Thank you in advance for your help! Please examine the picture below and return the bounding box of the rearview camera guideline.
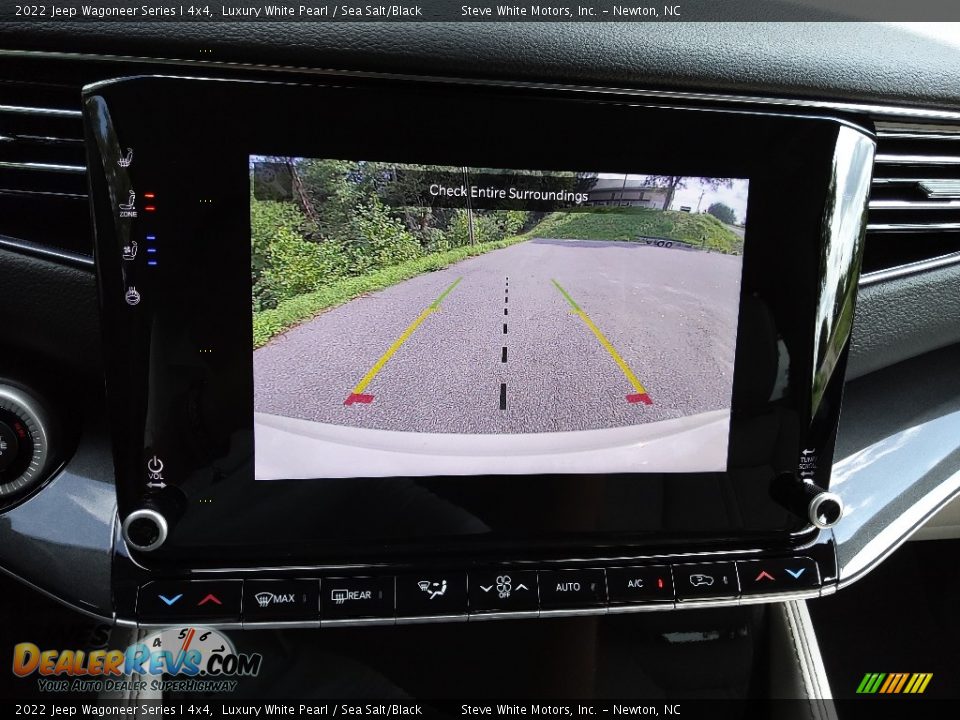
[251,158,747,478]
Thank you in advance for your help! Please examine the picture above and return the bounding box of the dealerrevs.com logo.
[12,627,263,694]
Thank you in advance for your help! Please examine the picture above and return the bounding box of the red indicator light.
[143,192,155,199]
[144,206,156,212]
[657,578,664,589]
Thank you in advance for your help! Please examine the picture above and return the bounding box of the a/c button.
[538,569,606,609]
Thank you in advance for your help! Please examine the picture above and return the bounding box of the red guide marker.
[626,393,653,405]
[197,594,222,606]
[344,393,375,406]
[754,570,776,582]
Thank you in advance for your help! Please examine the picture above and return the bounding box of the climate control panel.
[129,555,828,628]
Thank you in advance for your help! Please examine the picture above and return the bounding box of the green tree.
[643,176,735,211]
[706,202,737,225]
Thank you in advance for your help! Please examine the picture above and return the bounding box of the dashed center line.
[500,276,510,410]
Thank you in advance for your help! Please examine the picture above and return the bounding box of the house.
[582,178,669,208]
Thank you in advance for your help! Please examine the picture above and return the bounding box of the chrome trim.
[673,598,740,610]
[0,384,53,497]
[0,160,86,174]
[137,621,245,630]
[876,131,960,140]
[320,617,397,628]
[865,221,960,232]
[920,179,960,199]
[858,250,960,286]
[469,610,540,622]
[242,619,321,630]
[0,235,94,270]
[539,607,609,618]
[121,509,168,553]
[875,153,960,165]
[396,614,468,625]
[739,589,822,606]
[0,187,87,199]
[0,104,81,119]
[869,199,960,210]
[875,120,960,136]
[607,602,676,614]
[872,177,937,185]
[811,126,875,416]
[117,589,835,629]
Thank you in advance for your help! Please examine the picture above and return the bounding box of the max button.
[244,580,320,622]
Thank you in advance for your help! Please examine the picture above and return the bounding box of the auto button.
[538,569,606,609]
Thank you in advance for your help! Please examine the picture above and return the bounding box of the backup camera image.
[251,158,747,478]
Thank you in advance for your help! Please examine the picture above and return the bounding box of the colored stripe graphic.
[857,672,932,694]
[344,278,462,406]
[551,279,652,405]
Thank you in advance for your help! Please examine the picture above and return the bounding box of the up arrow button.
[737,558,820,596]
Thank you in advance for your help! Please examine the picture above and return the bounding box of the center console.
[82,76,874,627]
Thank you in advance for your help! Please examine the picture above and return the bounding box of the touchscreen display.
[251,158,747,479]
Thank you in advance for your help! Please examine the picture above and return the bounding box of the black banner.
[1,699,958,720]
[5,0,960,22]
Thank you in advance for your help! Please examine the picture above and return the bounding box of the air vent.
[863,120,960,277]
[0,78,90,258]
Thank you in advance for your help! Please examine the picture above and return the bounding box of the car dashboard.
[1,19,960,704]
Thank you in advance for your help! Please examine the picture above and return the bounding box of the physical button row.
[137,558,820,623]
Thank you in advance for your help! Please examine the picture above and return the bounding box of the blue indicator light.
[146,235,157,241]
[147,260,158,266]
[147,248,157,253]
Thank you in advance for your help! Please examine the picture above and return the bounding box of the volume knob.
[122,508,168,552]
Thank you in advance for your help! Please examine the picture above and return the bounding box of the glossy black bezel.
[84,76,869,567]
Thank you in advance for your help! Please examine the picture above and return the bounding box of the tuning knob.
[0,383,55,502]
[807,489,844,529]
[772,473,844,529]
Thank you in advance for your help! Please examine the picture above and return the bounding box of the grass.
[529,207,742,253]
[253,235,528,348]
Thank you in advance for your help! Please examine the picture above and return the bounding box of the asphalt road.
[254,239,742,434]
